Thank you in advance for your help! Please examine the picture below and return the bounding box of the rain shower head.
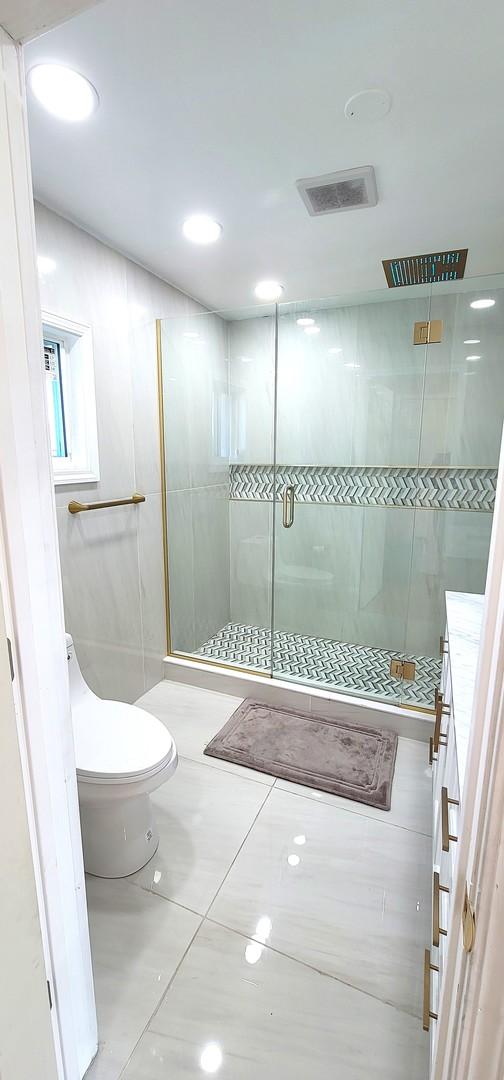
[382,248,468,288]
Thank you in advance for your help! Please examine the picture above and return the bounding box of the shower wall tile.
[273,504,364,641]
[275,296,430,468]
[126,261,189,497]
[137,493,167,692]
[167,490,196,654]
[228,316,275,465]
[37,202,224,701]
[405,510,493,656]
[163,314,230,492]
[229,501,273,629]
[192,485,231,648]
[419,292,504,468]
[56,503,144,702]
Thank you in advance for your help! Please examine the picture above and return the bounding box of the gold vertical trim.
[156,320,172,655]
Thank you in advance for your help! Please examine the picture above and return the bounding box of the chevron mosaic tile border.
[229,464,497,511]
[195,622,441,708]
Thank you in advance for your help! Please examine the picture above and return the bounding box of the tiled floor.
[195,622,442,709]
[84,680,431,1079]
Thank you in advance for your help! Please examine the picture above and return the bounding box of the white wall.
[35,202,227,700]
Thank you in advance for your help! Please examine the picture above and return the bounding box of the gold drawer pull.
[441,786,459,852]
[433,871,450,947]
[423,948,439,1031]
[439,635,448,657]
[429,736,436,766]
[433,695,450,754]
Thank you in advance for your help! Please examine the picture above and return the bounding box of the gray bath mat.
[204,699,397,810]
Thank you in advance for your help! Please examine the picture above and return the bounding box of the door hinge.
[390,659,416,681]
[7,637,14,682]
[47,979,53,1010]
[413,319,443,345]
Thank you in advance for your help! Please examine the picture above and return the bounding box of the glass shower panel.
[406,274,504,677]
[159,305,276,674]
[272,291,431,705]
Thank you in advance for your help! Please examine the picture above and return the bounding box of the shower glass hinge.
[413,319,443,345]
[390,659,416,681]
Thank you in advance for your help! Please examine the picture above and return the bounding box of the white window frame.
[42,310,99,486]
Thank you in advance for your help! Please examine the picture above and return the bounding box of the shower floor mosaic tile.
[195,622,441,709]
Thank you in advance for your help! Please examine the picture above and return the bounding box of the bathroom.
[1,1,504,1078]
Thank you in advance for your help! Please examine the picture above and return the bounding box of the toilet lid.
[73,699,174,781]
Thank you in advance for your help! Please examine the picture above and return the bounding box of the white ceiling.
[25,0,504,311]
[0,0,102,43]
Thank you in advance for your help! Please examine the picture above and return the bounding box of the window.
[42,312,99,485]
[44,338,68,458]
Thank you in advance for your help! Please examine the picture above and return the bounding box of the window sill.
[54,472,100,487]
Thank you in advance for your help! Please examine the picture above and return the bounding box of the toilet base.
[80,792,160,878]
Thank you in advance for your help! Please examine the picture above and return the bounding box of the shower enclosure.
[157,276,502,712]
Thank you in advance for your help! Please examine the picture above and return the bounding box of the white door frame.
[0,25,96,1078]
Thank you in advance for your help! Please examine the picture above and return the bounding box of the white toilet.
[66,633,178,878]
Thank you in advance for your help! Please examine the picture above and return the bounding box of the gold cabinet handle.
[439,635,448,657]
[423,948,439,1031]
[433,871,450,947]
[441,786,459,852]
[429,736,436,766]
[282,485,295,528]
[433,694,450,754]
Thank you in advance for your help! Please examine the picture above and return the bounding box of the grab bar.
[282,485,295,528]
[68,492,145,514]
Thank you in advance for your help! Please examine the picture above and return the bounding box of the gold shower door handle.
[282,485,295,528]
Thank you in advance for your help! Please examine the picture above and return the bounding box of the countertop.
[445,591,485,793]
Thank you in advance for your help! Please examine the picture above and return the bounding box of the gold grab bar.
[423,948,439,1031]
[68,492,145,514]
[441,786,459,852]
[433,871,449,947]
[282,485,295,528]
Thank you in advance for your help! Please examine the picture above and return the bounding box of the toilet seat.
[73,698,174,784]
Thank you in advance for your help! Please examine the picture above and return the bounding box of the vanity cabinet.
[424,593,483,1076]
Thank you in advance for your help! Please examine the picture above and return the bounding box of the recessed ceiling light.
[287,853,300,867]
[328,346,342,355]
[345,362,360,369]
[304,325,320,335]
[254,280,284,301]
[470,298,495,309]
[28,64,98,122]
[464,339,480,345]
[182,215,222,244]
[37,255,56,275]
[296,316,315,326]
[466,355,481,361]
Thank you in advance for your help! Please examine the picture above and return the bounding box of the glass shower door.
[272,291,432,707]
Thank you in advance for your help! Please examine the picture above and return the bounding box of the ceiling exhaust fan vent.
[297,166,377,216]
[383,249,468,288]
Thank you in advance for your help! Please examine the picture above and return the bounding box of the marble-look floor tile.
[121,920,428,1080]
[136,680,275,785]
[209,788,430,1018]
[129,757,269,914]
[84,876,200,1080]
[277,736,432,836]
